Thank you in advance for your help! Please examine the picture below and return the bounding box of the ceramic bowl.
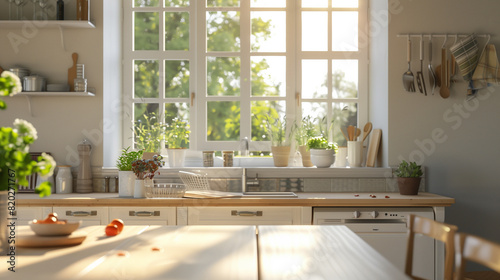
[29,221,82,236]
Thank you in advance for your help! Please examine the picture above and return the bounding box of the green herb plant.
[307,136,338,151]
[295,116,317,147]
[134,112,164,153]
[165,118,190,149]
[266,115,294,146]
[395,160,423,178]
[116,147,144,171]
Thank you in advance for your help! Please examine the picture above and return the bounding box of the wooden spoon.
[439,48,450,99]
[340,127,349,142]
[356,128,361,141]
[362,122,372,142]
[347,125,355,141]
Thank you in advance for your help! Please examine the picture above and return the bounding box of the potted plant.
[395,160,423,195]
[131,155,164,198]
[307,136,338,168]
[295,116,316,167]
[164,118,190,167]
[116,147,144,197]
[266,116,294,167]
[0,71,56,253]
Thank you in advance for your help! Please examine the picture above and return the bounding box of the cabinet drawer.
[188,207,298,225]
[109,207,176,225]
[52,207,108,226]
[14,207,52,225]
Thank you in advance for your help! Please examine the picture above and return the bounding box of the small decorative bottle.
[56,166,73,194]
[76,139,93,193]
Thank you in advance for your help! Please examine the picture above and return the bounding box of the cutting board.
[17,230,87,248]
[68,52,78,91]
[366,129,381,167]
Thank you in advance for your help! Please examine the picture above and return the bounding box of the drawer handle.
[231,210,263,217]
[66,211,97,217]
[129,211,160,217]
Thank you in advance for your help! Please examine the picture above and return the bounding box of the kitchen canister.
[56,165,73,193]
[203,151,214,167]
[223,151,234,167]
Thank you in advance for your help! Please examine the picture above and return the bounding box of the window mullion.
[240,0,251,143]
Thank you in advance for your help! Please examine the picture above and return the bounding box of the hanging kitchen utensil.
[402,37,416,92]
[427,37,437,94]
[68,52,78,91]
[450,54,457,84]
[440,48,450,99]
[416,36,427,95]
[362,122,372,142]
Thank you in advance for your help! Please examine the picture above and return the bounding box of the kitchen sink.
[242,192,298,198]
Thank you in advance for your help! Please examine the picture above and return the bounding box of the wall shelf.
[15,91,95,97]
[0,20,95,28]
[12,91,95,117]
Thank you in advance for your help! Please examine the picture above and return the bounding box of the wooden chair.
[454,233,500,280]
[405,214,458,280]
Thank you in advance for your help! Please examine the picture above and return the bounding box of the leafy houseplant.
[0,71,55,197]
[117,147,144,197]
[165,117,190,167]
[295,116,316,167]
[395,160,423,195]
[266,116,294,167]
[134,112,164,153]
[307,137,338,168]
[131,155,164,198]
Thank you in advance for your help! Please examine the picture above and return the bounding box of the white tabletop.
[258,225,411,280]
[2,225,410,280]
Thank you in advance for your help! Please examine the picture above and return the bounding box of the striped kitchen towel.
[450,34,479,81]
[467,44,500,98]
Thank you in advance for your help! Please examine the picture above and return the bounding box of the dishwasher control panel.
[312,207,434,224]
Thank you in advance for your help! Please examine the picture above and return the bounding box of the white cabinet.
[14,207,53,225]
[109,207,177,225]
[52,207,108,226]
[187,206,304,225]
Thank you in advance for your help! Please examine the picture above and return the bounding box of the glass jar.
[223,151,234,167]
[56,165,73,194]
[203,151,214,167]
[74,78,87,92]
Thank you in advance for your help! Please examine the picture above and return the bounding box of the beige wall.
[388,0,500,257]
[0,1,104,167]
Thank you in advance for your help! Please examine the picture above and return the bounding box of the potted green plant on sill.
[164,118,190,167]
[116,147,144,197]
[307,136,338,168]
[295,116,316,167]
[266,116,294,167]
[395,160,423,195]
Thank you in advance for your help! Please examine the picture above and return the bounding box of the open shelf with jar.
[0,20,95,28]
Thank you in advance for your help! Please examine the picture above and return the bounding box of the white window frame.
[122,0,368,153]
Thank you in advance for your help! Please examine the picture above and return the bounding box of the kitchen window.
[123,0,368,155]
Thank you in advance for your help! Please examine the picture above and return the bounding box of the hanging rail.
[397,33,491,39]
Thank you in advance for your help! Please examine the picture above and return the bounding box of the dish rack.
[145,183,186,198]
[178,171,211,191]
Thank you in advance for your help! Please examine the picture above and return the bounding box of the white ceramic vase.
[134,179,145,198]
[310,149,335,168]
[119,170,136,197]
[167,148,186,167]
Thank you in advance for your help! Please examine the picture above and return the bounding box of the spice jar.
[56,165,73,194]
[223,151,233,167]
[203,151,214,167]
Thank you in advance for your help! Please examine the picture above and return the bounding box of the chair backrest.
[406,214,458,280]
[454,233,500,280]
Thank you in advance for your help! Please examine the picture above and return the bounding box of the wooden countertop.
[16,192,454,207]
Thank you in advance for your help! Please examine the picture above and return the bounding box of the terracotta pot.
[271,146,291,167]
[298,145,313,167]
[397,177,421,195]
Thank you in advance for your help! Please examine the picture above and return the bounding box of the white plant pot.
[119,170,136,197]
[310,149,335,168]
[134,179,146,198]
[167,148,186,167]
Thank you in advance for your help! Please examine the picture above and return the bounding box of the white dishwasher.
[313,207,435,280]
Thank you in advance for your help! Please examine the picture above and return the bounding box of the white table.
[2,225,410,280]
